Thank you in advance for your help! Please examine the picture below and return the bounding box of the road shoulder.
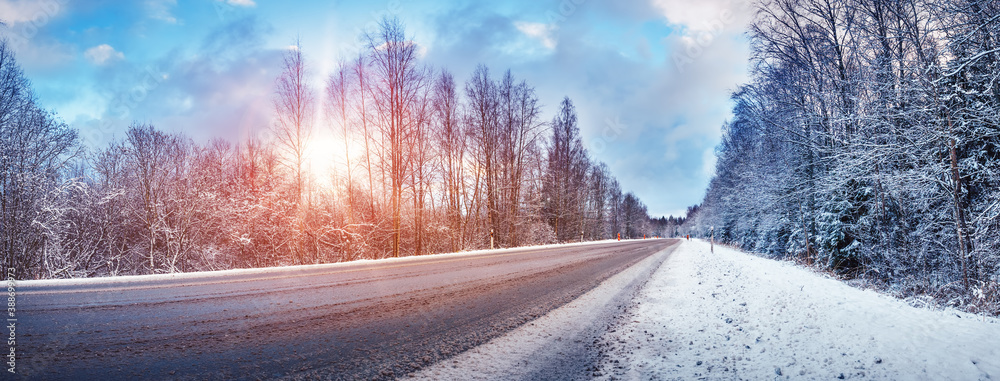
[409,240,680,380]
[594,240,1000,380]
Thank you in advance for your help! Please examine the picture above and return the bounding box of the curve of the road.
[17,239,679,380]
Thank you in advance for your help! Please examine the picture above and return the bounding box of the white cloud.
[0,0,65,25]
[651,0,752,34]
[209,0,255,21]
[84,44,124,65]
[147,0,178,24]
[221,0,256,7]
[0,1,35,24]
[514,21,557,50]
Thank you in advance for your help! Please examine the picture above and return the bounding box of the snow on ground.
[409,240,676,380]
[19,239,622,287]
[595,240,1000,380]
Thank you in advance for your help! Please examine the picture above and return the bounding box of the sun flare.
[303,129,349,190]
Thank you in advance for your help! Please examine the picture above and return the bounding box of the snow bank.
[18,239,624,288]
[596,240,1000,380]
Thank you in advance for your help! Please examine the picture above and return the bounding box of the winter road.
[16,239,678,380]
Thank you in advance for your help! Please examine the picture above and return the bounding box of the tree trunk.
[948,136,969,290]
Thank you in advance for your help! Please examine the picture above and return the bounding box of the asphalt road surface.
[17,239,679,380]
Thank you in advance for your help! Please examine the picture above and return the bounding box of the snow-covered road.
[418,240,1000,380]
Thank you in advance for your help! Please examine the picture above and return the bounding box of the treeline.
[686,0,999,311]
[1,18,670,279]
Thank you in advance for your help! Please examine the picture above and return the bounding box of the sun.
[304,129,348,190]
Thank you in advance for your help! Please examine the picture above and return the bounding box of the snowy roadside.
[408,240,679,380]
[18,239,623,288]
[594,240,1000,380]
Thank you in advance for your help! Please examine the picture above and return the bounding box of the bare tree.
[365,17,426,257]
[0,39,79,278]
[124,124,174,273]
[409,82,434,256]
[273,38,314,207]
[543,97,589,242]
[501,72,544,246]
[351,54,379,219]
[465,64,500,246]
[432,69,466,252]
[327,59,355,224]
[272,38,315,263]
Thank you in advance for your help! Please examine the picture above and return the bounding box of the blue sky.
[0,0,751,218]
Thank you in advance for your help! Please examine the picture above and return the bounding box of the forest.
[684,0,999,313]
[0,18,684,280]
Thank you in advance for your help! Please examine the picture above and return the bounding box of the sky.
[0,0,752,218]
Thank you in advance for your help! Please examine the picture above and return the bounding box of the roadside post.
[490,229,494,250]
[710,226,714,253]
